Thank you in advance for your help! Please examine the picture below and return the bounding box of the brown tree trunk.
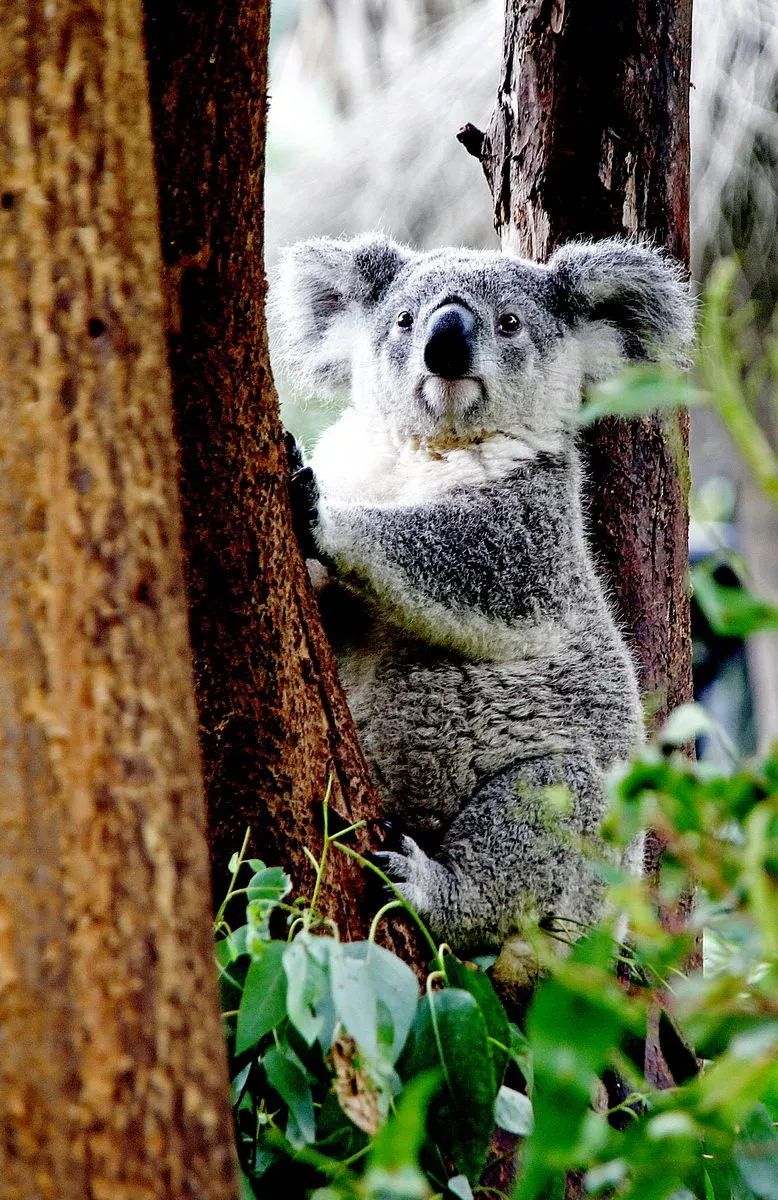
[0,2,236,1196]
[142,2,421,960]
[465,0,695,1136]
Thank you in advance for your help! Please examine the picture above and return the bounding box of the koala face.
[363,251,571,441]
[273,235,693,445]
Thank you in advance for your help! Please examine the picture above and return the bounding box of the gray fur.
[548,240,694,366]
[273,235,693,955]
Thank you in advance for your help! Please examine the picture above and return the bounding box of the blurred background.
[264,0,778,760]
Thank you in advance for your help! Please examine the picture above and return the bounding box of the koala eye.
[396,310,414,330]
[496,312,521,335]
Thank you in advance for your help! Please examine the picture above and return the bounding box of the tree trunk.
[0,2,236,1196]
[468,0,695,1104]
[143,2,421,960]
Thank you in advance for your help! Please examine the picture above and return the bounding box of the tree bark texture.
[143,2,419,958]
[471,0,695,1116]
[0,3,236,1198]
[479,0,693,728]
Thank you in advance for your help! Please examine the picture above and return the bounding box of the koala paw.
[284,432,320,560]
[372,835,435,915]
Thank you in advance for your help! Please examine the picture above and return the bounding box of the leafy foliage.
[216,721,778,1200]
[215,820,525,1198]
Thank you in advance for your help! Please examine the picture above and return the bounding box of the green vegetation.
[216,720,777,1200]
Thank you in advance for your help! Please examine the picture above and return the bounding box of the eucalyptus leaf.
[444,955,510,1081]
[231,1062,251,1103]
[400,989,496,1182]
[237,1166,258,1200]
[215,925,248,969]
[447,1174,475,1199]
[247,865,292,903]
[693,564,778,638]
[263,1045,316,1144]
[576,364,706,426]
[735,1105,778,1200]
[660,702,721,748]
[367,1068,441,1174]
[236,942,288,1054]
[283,938,324,1045]
[331,942,379,1058]
[494,1085,534,1135]
[343,941,420,1062]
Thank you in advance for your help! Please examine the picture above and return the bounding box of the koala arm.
[313,458,583,658]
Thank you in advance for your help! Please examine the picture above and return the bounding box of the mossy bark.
[0,2,236,1195]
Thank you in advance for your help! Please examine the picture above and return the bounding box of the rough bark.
[0,2,236,1196]
[477,0,693,728]
[143,2,420,959]
[467,0,696,1135]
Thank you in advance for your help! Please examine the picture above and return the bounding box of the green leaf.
[576,364,705,426]
[236,942,288,1054]
[237,1166,258,1200]
[399,988,496,1182]
[692,564,778,638]
[263,1045,316,1145]
[507,1022,534,1094]
[444,955,511,1082]
[219,953,250,1019]
[343,941,420,1062]
[330,941,378,1058]
[247,865,292,903]
[704,1169,715,1200]
[231,1062,251,1103]
[735,1105,778,1200]
[244,867,292,948]
[584,1160,628,1195]
[283,938,325,1045]
[215,925,248,969]
[518,934,629,1200]
[494,1085,534,1135]
[660,702,722,748]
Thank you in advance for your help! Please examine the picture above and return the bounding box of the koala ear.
[548,239,694,377]
[272,234,413,393]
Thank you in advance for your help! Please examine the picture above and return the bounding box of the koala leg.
[376,753,609,957]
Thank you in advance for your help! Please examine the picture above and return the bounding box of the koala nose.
[423,303,475,378]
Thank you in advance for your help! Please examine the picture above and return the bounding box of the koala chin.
[273,234,694,957]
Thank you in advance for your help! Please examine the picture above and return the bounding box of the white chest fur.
[310,409,555,508]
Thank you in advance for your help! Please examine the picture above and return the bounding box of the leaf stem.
[214,826,251,929]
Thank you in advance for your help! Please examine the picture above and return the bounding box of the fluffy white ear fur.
[547,238,695,377]
[272,234,413,394]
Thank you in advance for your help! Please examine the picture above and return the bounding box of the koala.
[273,235,693,957]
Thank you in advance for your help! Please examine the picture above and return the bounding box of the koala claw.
[284,431,321,560]
[373,835,432,914]
[284,430,306,474]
